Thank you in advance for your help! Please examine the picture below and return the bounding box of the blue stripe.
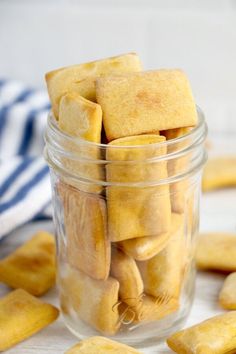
[17,104,50,155]
[0,165,49,213]
[32,201,52,221]
[0,88,33,139]
[0,106,8,135]
[33,214,52,221]
[14,89,33,103]
[0,157,34,197]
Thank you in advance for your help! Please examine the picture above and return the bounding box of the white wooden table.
[1,136,236,353]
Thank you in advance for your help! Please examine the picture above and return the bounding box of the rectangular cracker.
[59,93,102,143]
[60,265,120,335]
[110,247,143,305]
[58,182,110,280]
[0,231,55,296]
[0,289,59,351]
[65,336,142,354]
[162,127,192,213]
[57,93,104,193]
[119,294,179,324]
[219,272,236,310]
[117,213,182,261]
[96,69,197,141]
[196,233,236,272]
[106,134,171,241]
[45,52,142,118]
[167,311,236,354]
[202,157,236,192]
[137,213,185,300]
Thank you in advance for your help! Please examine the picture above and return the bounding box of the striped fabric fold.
[0,79,52,238]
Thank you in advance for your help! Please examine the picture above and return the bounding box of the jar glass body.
[45,109,207,348]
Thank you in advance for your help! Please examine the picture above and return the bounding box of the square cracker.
[0,289,59,351]
[167,311,236,354]
[96,69,197,142]
[58,182,110,280]
[0,231,55,296]
[196,233,236,272]
[60,266,119,335]
[45,52,142,118]
[106,134,171,241]
[202,157,236,192]
[65,336,142,354]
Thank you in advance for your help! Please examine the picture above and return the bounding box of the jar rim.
[45,106,207,187]
[47,106,206,150]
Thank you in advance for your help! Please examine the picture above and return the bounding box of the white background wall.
[0,0,236,133]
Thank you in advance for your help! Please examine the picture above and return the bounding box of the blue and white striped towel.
[0,79,52,238]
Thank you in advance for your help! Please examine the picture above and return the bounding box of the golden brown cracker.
[110,247,143,305]
[137,213,185,300]
[0,289,59,351]
[106,134,171,241]
[65,336,142,354]
[58,182,110,280]
[0,231,55,296]
[196,233,236,272]
[57,93,104,193]
[60,266,119,335]
[45,52,142,118]
[58,93,102,143]
[163,127,192,213]
[167,311,236,354]
[117,213,182,261]
[96,70,197,141]
[202,157,236,192]
[117,231,170,261]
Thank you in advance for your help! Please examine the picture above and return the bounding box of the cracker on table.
[202,157,236,192]
[0,231,55,296]
[0,289,59,351]
[196,233,236,272]
[167,311,236,354]
[65,336,142,354]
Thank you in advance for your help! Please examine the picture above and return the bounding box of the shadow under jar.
[44,108,207,349]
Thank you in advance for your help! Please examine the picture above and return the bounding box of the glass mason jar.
[44,108,207,349]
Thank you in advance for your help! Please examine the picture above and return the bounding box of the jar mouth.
[44,106,208,187]
[46,106,206,151]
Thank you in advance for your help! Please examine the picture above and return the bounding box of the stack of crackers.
[45,52,198,337]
